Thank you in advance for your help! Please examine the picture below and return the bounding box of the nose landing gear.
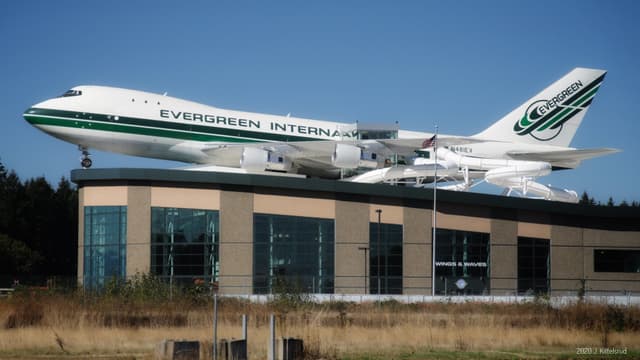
[79,145,92,169]
[81,157,92,169]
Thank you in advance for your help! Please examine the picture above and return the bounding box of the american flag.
[421,134,437,148]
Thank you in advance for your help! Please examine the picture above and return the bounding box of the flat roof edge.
[71,168,640,220]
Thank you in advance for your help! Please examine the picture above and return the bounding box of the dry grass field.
[0,289,639,359]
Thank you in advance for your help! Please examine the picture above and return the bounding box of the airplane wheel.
[81,158,92,169]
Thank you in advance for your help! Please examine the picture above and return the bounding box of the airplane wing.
[200,135,487,166]
[377,136,489,153]
[201,139,382,170]
[506,148,621,168]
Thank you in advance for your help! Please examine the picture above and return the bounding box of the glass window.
[356,123,399,140]
[60,89,82,97]
[370,223,403,294]
[434,229,490,295]
[151,208,219,286]
[83,206,127,289]
[253,214,334,294]
[518,237,550,295]
[594,249,640,273]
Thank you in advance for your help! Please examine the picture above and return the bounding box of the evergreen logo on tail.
[513,74,605,141]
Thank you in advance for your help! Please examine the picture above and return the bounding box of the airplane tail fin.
[474,68,606,147]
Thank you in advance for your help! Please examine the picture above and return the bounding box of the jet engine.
[240,147,269,171]
[240,147,293,172]
[331,143,378,169]
[332,143,360,168]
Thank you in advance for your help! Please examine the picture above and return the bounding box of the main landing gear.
[79,145,92,169]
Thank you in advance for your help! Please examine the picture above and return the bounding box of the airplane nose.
[24,97,54,123]
[23,106,43,125]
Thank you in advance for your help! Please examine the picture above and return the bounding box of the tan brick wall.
[583,229,640,247]
[126,186,151,278]
[151,187,220,210]
[518,222,551,239]
[335,200,369,294]
[550,225,584,294]
[551,225,583,246]
[369,204,403,224]
[583,229,640,294]
[83,186,128,206]
[490,218,517,295]
[403,207,431,294]
[254,194,335,219]
[437,213,490,233]
[219,191,254,294]
[77,188,85,285]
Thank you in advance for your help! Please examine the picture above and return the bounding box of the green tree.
[0,162,25,237]
[579,191,596,206]
[20,177,55,262]
[0,159,7,231]
[50,177,78,276]
[0,233,42,275]
[0,160,78,283]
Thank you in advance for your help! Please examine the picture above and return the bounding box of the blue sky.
[1,1,638,202]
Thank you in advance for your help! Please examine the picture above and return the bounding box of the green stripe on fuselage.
[24,114,264,143]
[24,108,324,143]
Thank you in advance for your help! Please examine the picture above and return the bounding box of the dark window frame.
[150,207,219,285]
[253,213,335,294]
[517,237,550,295]
[369,222,403,295]
[83,206,127,289]
[594,249,640,273]
[434,228,490,295]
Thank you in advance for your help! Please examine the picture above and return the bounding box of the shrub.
[4,300,44,328]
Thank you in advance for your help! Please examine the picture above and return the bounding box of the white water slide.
[347,148,578,203]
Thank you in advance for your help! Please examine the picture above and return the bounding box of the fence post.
[268,314,276,360]
[242,314,247,341]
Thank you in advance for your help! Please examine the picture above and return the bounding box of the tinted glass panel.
[594,249,640,273]
[151,208,219,285]
[83,206,127,289]
[518,237,550,295]
[253,214,334,294]
[434,229,489,295]
[370,223,403,294]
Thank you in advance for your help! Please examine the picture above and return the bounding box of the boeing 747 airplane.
[24,68,619,202]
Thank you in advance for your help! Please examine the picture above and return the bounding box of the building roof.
[71,168,640,231]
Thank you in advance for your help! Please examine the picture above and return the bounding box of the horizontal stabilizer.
[507,148,620,168]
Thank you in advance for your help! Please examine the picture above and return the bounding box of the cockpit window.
[60,89,83,97]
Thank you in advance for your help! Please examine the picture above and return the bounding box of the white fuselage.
[24,85,573,169]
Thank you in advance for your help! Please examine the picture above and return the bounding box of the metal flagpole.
[376,209,382,299]
[431,126,438,297]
